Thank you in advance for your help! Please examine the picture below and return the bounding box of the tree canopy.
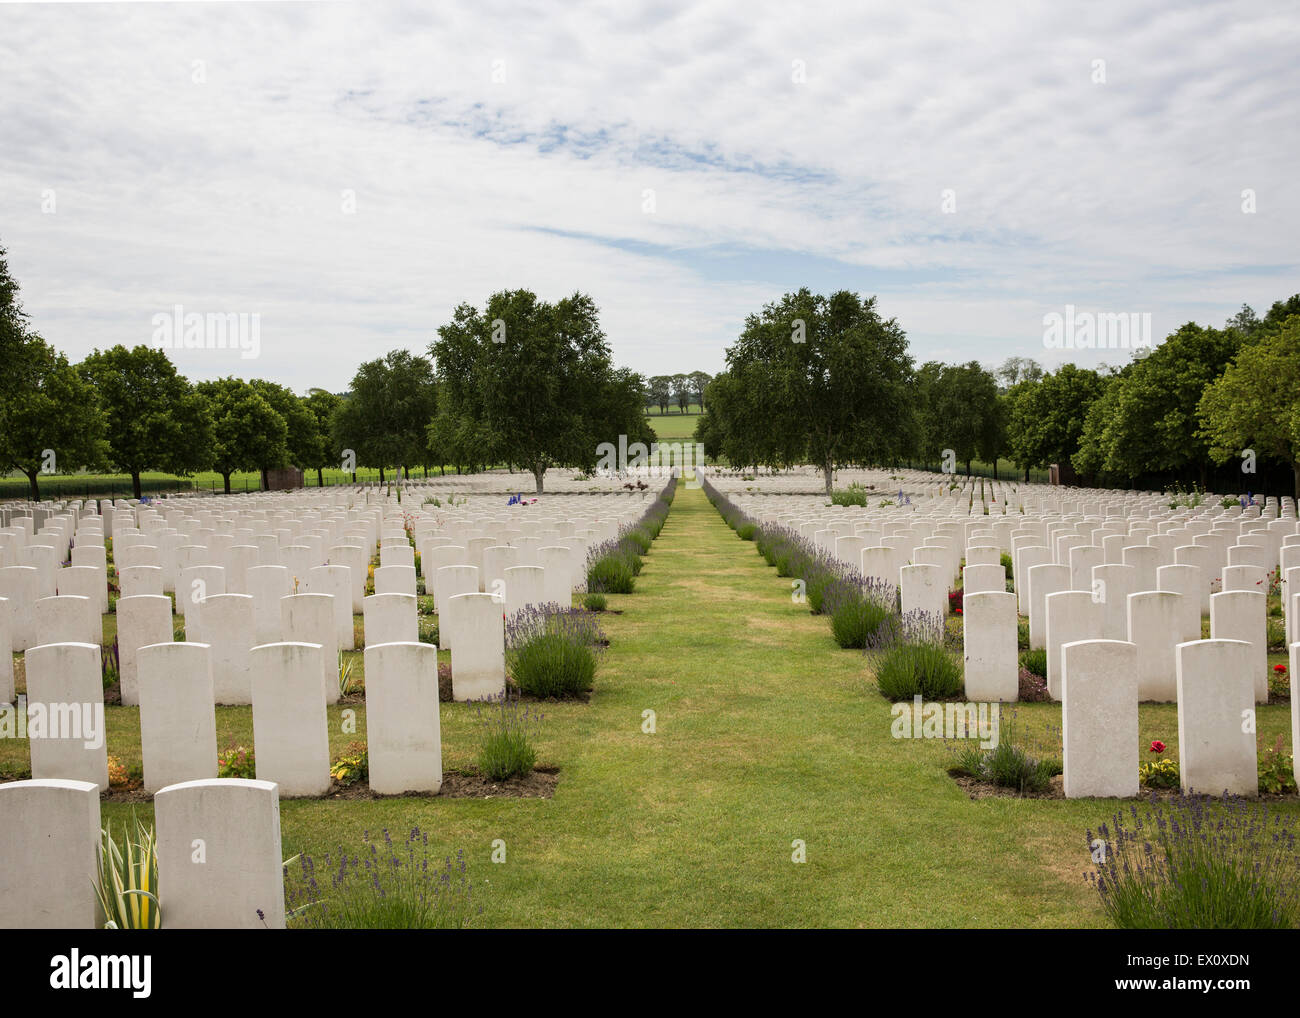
[79,344,214,498]
[1005,363,1107,477]
[0,336,106,501]
[3,230,1299,501]
[700,288,916,494]
[333,350,437,483]
[1070,323,1240,484]
[913,360,1004,475]
[430,289,653,492]
[194,378,289,493]
[1198,315,1300,497]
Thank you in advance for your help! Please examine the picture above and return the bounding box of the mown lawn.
[3,482,1296,927]
[647,413,701,442]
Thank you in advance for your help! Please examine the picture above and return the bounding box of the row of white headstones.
[0,484,668,929]
[723,477,1300,800]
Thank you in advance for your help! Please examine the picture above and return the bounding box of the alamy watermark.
[0,696,105,750]
[595,435,707,488]
[50,950,151,998]
[1043,305,1152,351]
[151,304,260,359]
[890,695,1000,749]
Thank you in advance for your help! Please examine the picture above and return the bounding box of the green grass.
[4,484,1297,927]
[647,413,701,442]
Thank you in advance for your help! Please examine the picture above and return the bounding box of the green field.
[5,482,1293,926]
[647,412,702,442]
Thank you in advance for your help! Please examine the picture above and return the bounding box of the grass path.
[276,482,1105,926]
[68,483,1298,926]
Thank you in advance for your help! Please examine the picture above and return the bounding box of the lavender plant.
[870,609,963,700]
[949,710,1061,793]
[475,692,544,780]
[703,478,911,654]
[1086,793,1300,929]
[506,604,605,698]
[284,830,481,929]
[587,538,638,593]
[101,636,120,691]
[824,574,896,649]
[587,476,676,593]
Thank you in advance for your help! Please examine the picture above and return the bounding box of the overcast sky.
[1,0,1296,393]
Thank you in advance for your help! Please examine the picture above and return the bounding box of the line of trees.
[0,244,656,499]
[5,235,1299,501]
[695,288,1300,497]
[645,372,711,414]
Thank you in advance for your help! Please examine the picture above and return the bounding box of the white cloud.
[0,0,1296,390]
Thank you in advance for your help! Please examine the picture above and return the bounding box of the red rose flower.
[1274,664,1287,672]
[1150,740,1166,754]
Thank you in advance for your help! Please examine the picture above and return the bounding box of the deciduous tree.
[1198,315,1300,497]
[79,345,214,498]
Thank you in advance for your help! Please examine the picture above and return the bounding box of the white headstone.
[281,593,340,706]
[24,642,108,790]
[246,565,290,647]
[250,642,330,797]
[364,641,442,794]
[900,563,945,620]
[504,565,547,619]
[188,593,256,705]
[1176,639,1257,796]
[35,594,99,648]
[1061,639,1138,798]
[1045,590,1104,700]
[362,593,418,646]
[115,594,174,706]
[1209,590,1268,703]
[138,641,218,793]
[1127,590,1182,702]
[962,590,1017,702]
[0,779,101,929]
[305,564,354,651]
[155,778,286,928]
[0,597,11,703]
[1027,563,1069,651]
[0,566,37,651]
[447,592,506,701]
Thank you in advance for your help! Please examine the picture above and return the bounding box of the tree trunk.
[966,459,973,476]
[533,463,545,495]
[316,467,324,487]
[1023,465,1030,482]
[379,465,385,484]
[222,471,232,494]
[1293,461,1300,501]
[25,469,40,502]
[823,460,834,497]
[992,460,999,481]
[131,470,142,500]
